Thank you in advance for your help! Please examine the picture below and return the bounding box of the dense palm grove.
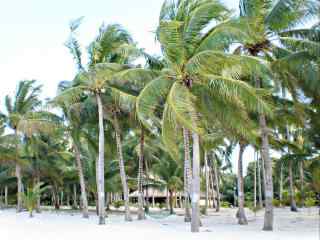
[0,0,319,233]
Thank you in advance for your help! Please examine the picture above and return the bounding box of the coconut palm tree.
[61,19,138,224]
[134,0,271,232]
[3,80,43,212]
[206,0,319,230]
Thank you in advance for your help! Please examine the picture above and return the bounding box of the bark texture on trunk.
[183,128,191,222]
[5,185,8,207]
[211,154,220,212]
[299,161,304,207]
[204,151,209,216]
[257,152,263,208]
[16,163,23,212]
[254,154,257,210]
[96,93,105,225]
[237,143,248,225]
[289,160,298,212]
[191,132,200,232]
[137,127,145,220]
[169,190,174,214]
[73,183,78,209]
[35,175,41,213]
[279,163,283,207]
[259,113,274,231]
[114,114,132,221]
[74,143,89,218]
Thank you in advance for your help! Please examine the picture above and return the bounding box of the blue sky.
[0,0,254,172]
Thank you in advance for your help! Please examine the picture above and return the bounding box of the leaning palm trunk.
[137,127,145,220]
[299,162,304,207]
[74,143,89,218]
[204,151,209,215]
[191,132,200,232]
[259,113,274,231]
[183,128,191,222]
[96,93,105,224]
[237,143,248,225]
[288,160,298,212]
[114,114,132,221]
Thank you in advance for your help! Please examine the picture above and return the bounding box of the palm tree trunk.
[35,175,41,213]
[166,188,170,210]
[4,185,8,207]
[191,132,200,232]
[16,163,23,212]
[73,183,77,209]
[74,143,89,218]
[259,113,274,231]
[183,127,191,222]
[169,189,174,214]
[237,143,248,225]
[254,152,257,210]
[144,158,150,214]
[279,163,283,207]
[204,151,209,215]
[96,93,105,224]
[209,168,216,209]
[299,161,304,207]
[212,154,220,211]
[113,114,132,221]
[257,152,263,208]
[288,160,298,212]
[137,127,145,220]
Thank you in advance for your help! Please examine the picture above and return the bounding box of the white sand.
[0,207,318,240]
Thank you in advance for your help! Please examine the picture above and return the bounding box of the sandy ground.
[0,207,319,240]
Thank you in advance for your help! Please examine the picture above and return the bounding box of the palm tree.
[61,20,137,224]
[4,80,42,212]
[207,0,318,230]
[135,0,271,232]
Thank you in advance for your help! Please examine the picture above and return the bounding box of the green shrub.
[305,197,316,207]
[158,203,165,209]
[113,200,124,209]
[272,199,281,207]
[221,201,231,208]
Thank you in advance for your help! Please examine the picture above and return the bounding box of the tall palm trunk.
[259,113,274,231]
[254,154,257,210]
[183,128,191,222]
[14,130,23,212]
[212,154,220,212]
[204,151,209,215]
[257,152,263,208]
[169,189,174,214]
[237,142,248,225]
[4,185,8,207]
[299,161,304,207]
[35,174,41,213]
[73,183,78,209]
[191,132,200,232]
[113,114,132,221]
[209,168,216,209]
[279,163,283,207]
[288,160,298,212]
[16,163,23,212]
[137,127,145,220]
[96,93,105,224]
[74,142,89,218]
